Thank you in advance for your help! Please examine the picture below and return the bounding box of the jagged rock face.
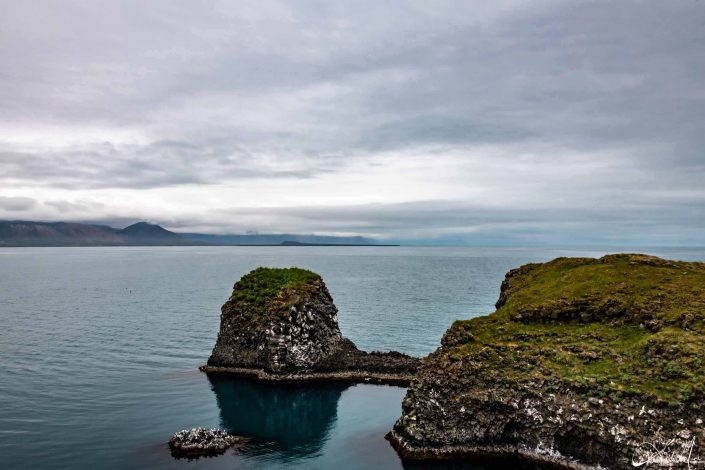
[207,268,343,373]
[169,428,245,458]
[206,267,419,381]
[389,254,705,469]
[391,354,703,469]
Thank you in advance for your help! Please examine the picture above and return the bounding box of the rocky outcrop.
[169,428,246,458]
[202,267,418,384]
[388,254,705,469]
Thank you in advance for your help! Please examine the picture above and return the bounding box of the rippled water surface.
[1,246,704,469]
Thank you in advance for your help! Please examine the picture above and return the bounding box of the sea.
[1,246,704,469]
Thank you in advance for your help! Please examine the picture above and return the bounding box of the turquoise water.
[1,246,704,469]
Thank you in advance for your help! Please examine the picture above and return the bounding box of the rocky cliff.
[388,254,705,469]
[202,267,418,384]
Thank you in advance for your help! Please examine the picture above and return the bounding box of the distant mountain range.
[0,220,392,246]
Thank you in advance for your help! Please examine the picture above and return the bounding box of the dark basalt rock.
[202,267,418,384]
[169,428,245,458]
[389,254,705,469]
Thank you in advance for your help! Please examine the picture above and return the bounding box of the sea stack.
[388,254,705,469]
[202,267,418,384]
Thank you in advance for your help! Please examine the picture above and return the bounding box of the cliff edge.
[388,254,705,469]
[201,267,418,384]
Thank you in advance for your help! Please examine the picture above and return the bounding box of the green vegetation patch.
[230,267,322,307]
[499,254,705,327]
[444,254,705,403]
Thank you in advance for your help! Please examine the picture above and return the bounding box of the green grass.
[443,254,705,403]
[230,267,322,307]
[497,254,705,327]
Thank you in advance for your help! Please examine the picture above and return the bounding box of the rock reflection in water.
[207,374,350,456]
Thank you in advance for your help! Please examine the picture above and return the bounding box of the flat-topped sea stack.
[201,267,418,384]
[388,254,705,469]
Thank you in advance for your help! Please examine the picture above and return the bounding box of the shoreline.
[199,365,413,386]
[385,430,593,470]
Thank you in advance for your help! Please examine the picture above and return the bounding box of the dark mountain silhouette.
[118,222,181,240]
[0,220,190,246]
[0,221,124,246]
[0,220,387,246]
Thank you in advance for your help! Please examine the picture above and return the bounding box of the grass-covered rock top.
[445,253,705,403]
[390,254,705,468]
[206,266,419,380]
[229,267,322,307]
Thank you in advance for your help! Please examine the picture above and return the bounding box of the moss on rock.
[205,266,418,382]
[449,253,705,402]
[390,254,705,469]
[229,267,322,308]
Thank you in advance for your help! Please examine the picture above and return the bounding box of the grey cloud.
[350,1,705,156]
[0,1,704,243]
[0,196,36,211]
[0,139,334,189]
[44,199,105,213]
[3,1,704,155]
[15,194,705,246]
[166,197,705,245]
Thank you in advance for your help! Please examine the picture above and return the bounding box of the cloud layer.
[1,0,704,244]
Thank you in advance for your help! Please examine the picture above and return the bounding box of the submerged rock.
[202,267,418,384]
[388,254,705,469]
[169,428,245,458]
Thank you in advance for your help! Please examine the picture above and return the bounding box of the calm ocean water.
[1,246,704,469]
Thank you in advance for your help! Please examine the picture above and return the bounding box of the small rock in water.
[169,427,244,459]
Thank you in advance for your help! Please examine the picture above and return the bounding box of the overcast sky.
[1,1,704,244]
